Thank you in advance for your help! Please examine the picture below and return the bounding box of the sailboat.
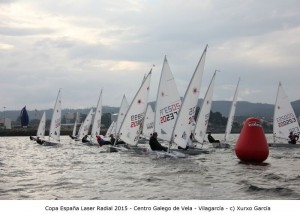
[117,70,152,148]
[42,89,62,146]
[105,121,115,138]
[20,106,29,128]
[269,82,300,148]
[214,78,241,148]
[77,108,94,143]
[69,112,79,140]
[29,111,46,144]
[90,90,103,145]
[171,45,208,151]
[150,55,191,157]
[106,95,130,152]
[193,70,217,145]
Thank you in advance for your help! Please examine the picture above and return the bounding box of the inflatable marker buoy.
[235,117,269,163]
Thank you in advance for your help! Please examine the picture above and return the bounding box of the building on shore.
[0,118,12,129]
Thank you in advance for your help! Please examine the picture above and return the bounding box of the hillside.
[2,99,300,122]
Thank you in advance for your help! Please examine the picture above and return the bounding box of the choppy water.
[0,134,299,200]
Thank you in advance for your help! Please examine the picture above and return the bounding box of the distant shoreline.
[0,128,108,137]
[0,128,272,137]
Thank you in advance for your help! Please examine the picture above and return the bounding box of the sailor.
[109,134,116,145]
[96,135,104,146]
[288,132,299,144]
[207,131,220,143]
[149,132,168,152]
[82,135,90,143]
[36,137,44,145]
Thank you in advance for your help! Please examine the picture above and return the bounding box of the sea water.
[0,134,299,200]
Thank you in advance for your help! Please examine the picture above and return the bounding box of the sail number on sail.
[131,113,145,128]
[188,106,196,124]
[276,112,297,128]
[55,118,61,128]
[159,102,180,124]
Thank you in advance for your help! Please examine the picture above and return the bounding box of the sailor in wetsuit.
[207,131,220,143]
[149,132,167,152]
[288,132,299,144]
[82,135,90,143]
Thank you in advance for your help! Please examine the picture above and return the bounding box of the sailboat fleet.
[27,45,299,151]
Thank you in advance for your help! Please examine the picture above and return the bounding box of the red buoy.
[235,117,269,163]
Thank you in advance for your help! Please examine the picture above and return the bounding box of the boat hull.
[172,148,209,155]
[211,142,230,148]
[268,143,300,148]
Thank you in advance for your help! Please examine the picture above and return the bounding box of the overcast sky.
[1,0,300,111]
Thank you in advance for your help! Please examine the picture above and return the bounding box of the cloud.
[1,0,300,112]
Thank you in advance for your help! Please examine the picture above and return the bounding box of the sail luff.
[223,77,240,143]
[273,82,281,143]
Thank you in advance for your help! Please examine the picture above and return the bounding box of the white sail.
[90,90,103,143]
[49,89,62,143]
[273,82,300,141]
[142,104,155,139]
[71,121,77,137]
[172,45,208,149]
[154,56,181,141]
[193,70,216,143]
[72,112,79,137]
[105,121,115,137]
[118,70,152,145]
[37,112,46,139]
[77,108,93,139]
[223,78,240,143]
[115,95,129,136]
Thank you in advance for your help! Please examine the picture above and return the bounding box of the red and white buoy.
[235,117,269,163]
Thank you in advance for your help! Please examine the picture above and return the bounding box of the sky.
[1,0,300,111]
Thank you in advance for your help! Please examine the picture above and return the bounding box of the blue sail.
[20,106,29,127]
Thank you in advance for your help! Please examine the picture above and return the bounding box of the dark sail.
[20,106,29,127]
